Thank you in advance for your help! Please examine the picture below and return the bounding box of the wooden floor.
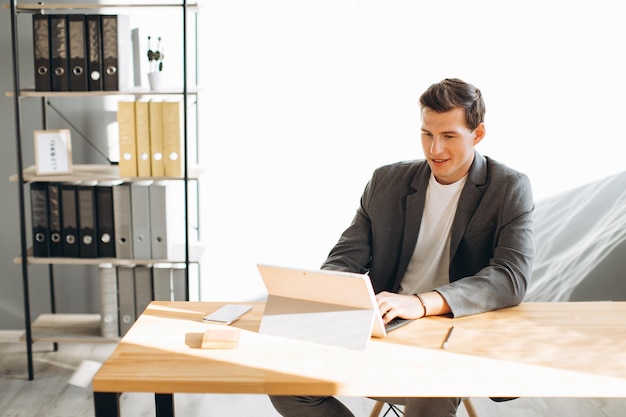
[1,333,626,417]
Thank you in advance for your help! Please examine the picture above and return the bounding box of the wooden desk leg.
[94,392,121,417]
[155,393,175,417]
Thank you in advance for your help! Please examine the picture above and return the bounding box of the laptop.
[256,263,412,350]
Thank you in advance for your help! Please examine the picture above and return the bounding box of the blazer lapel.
[393,165,429,290]
[449,152,488,261]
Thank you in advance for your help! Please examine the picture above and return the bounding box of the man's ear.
[473,122,486,145]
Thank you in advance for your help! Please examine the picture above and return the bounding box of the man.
[269,78,534,417]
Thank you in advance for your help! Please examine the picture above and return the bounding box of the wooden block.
[201,327,240,349]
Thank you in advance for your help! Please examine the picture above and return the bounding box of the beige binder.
[117,100,137,177]
[148,100,165,177]
[135,98,151,177]
[162,99,183,178]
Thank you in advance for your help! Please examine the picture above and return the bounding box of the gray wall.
[1,8,102,329]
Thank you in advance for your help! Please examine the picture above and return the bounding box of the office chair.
[369,398,479,417]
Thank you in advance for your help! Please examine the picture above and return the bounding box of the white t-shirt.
[398,173,467,295]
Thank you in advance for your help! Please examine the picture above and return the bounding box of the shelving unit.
[7,87,199,97]
[5,0,200,380]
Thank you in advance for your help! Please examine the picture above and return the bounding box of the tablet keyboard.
[385,317,414,332]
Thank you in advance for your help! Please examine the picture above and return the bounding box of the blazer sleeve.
[436,172,535,317]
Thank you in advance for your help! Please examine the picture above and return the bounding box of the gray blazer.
[322,152,534,317]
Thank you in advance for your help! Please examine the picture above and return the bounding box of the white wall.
[195,1,626,301]
[1,1,624,329]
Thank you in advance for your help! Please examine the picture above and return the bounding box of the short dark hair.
[419,78,485,131]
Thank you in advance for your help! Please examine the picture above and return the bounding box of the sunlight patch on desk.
[259,296,376,350]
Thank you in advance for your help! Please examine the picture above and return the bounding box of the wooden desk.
[92,301,626,416]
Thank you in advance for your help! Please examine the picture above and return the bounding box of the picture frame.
[34,129,73,175]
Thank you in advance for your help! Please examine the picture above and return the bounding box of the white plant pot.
[148,72,163,90]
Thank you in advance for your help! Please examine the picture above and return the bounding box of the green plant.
[147,36,164,73]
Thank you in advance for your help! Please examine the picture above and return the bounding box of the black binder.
[96,185,116,258]
[47,183,63,257]
[77,185,98,258]
[100,15,119,91]
[67,14,88,91]
[101,14,129,91]
[113,183,133,259]
[85,14,103,91]
[32,14,51,91]
[60,184,79,257]
[49,15,69,91]
[30,183,50,257]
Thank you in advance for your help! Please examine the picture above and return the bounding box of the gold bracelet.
[415,293,428,317]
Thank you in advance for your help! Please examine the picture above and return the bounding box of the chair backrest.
[368,398,479,417]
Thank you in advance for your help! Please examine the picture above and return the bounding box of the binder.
[32,14,51,91]
[117,100,137,177]
[131,27,143,87]
[152,267,171,301]
[85,14,103,91]
[98,265,119,339]
[148,100,165,177]
[96,185,116,258]
[113,183,133,259]
[135,99,152,177]
[47,183,63,257]
[49,15,69,91]
[77,185,98,258]
[130,182,151,259]
[60,184,79,257]
[133,265,153,317]
[30,182,50,257]
[101,14,131,91]
[149,182,168,259]
[162,99,184,178]
[116,266,135,336]
[67,14,88,91]
[172,267,187,301]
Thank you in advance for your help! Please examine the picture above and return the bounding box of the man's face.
[420,107,485,185]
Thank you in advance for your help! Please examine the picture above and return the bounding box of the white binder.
[152,266,172,301]
[98,265,118,339]
[172,267,187,301]
[130,182,151,259]
[117,266,135,336]
[149,182,168,259]
[134,265,153,317]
